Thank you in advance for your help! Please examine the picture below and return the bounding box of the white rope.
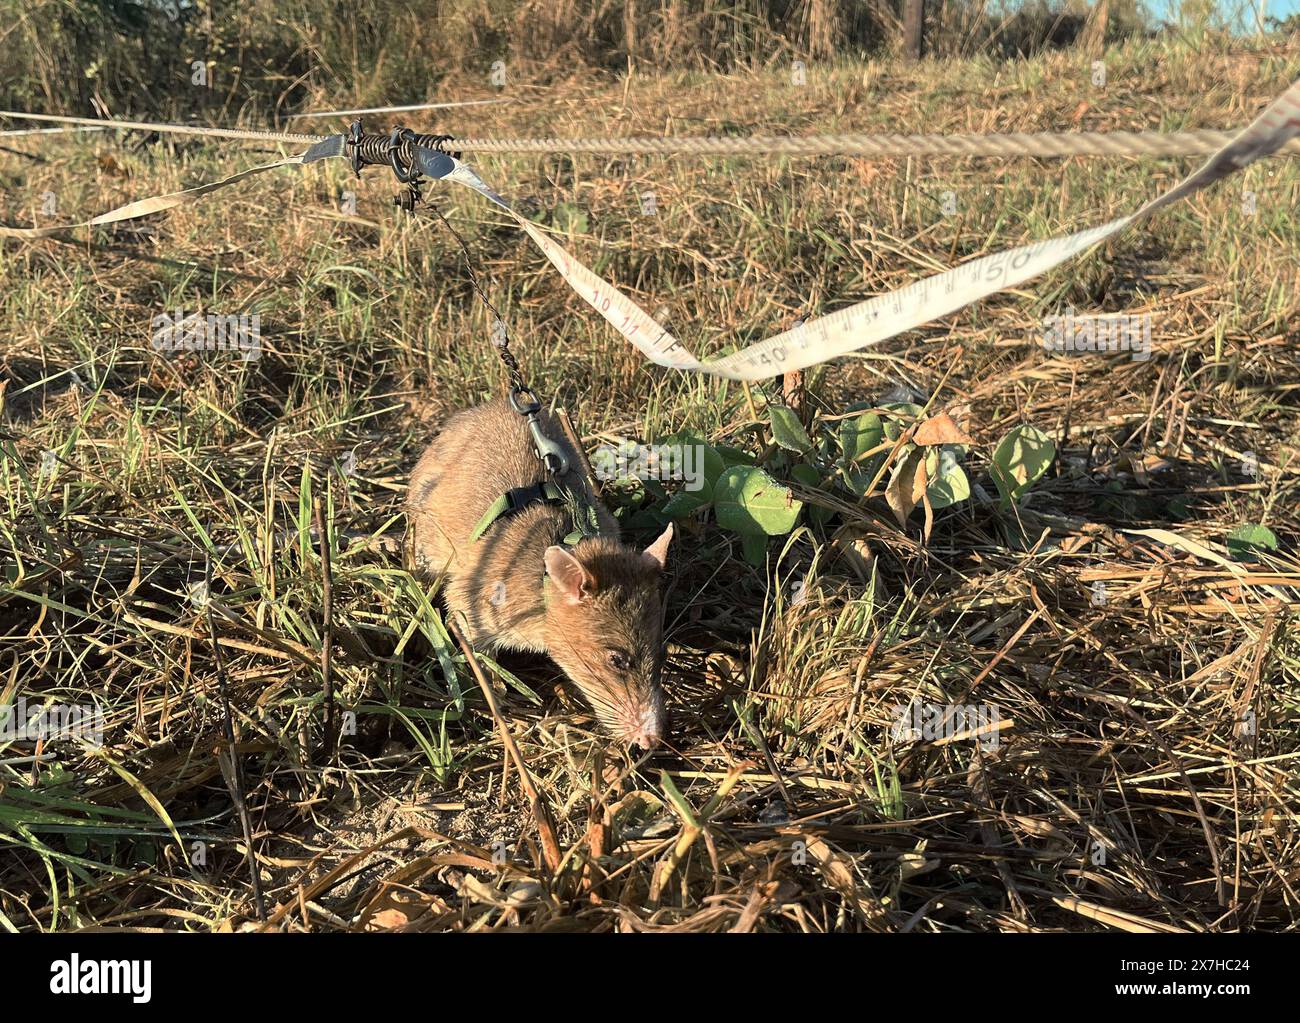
[5,109,1300,160]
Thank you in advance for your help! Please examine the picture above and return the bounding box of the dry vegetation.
[0,17,1298,932]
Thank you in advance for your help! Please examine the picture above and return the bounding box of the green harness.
[470,479,602,546]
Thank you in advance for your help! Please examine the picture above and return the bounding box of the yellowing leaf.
[885,448,929,527]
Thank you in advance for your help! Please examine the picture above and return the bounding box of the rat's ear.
[642,522,674,571]
[544,546,593,604]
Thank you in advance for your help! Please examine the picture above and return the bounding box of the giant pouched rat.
[406,398,674,748]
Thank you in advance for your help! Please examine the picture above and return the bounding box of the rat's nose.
[625,729,661,750]
[622,703,666,750]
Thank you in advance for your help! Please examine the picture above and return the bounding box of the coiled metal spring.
[346,123,459,176]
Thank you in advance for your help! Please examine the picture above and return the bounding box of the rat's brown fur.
[406,398,672,746]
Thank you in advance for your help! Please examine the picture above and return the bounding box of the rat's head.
[541,524,673,749]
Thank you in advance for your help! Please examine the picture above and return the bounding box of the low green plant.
[605,398,1058,563]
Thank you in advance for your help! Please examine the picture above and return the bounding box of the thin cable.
[286,98,511,119]
[418,200,525,393]
[0,110,322,145]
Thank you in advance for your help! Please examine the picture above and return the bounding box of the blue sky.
[1142,0,1299,24]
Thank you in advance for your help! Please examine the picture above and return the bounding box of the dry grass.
[0,35,1298,932]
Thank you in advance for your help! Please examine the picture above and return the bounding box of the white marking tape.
[432,77,1300,382]
[0,158,302,239]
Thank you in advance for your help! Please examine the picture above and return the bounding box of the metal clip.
[387,127,420,184]
[347,120,364,178]
[381,127,424,212]
[509,387,569,477]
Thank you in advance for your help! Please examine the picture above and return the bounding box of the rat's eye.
[607,650,631,672]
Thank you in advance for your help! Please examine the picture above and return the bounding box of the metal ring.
[509,386,541,416]
[387,127,419,184]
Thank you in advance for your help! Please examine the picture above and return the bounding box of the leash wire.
[376,132,569,480]
[413,188,569,477]
[418,198,526,395]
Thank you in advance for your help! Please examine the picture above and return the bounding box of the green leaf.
[551,202,588,234]
[714,466,803,536]
[839,411,885,495]
[925,448,971,510]
[700,445,726,489]
[658,771,700,828]
[840,411,883,458]
[791,463,833,527]
[653,431,727,496]
[881,403,924,442]
[1226,524,1278,562]
[91,751,187,864]
[715,444,758,468]
[990,424,1055,506]
[298,461,314,562]
[740,534,768,566]
[661,489,711,520]
[789,463,822,489]
[769,405,813,454]
[624,507,671,531]
[417,600,465,711]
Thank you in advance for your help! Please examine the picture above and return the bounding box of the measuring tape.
[413,75,1298,382]
[2,77,1296,377]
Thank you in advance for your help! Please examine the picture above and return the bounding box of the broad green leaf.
[740,533,768,566]
[925,448,971,510]
[714,466,803,536]
[653,432,726,495]
[661,489,711,520]
[839,412,884,495]
[791,463,833,527]
[789,463,822,489]
[715,444,757,468]
[926,463,970,509]
[881,403,924,442]
[990,424,1055,506]
[700,445,726,489]
[552,202,588,233]
[1226,524,1278,562]
[839,411,883,462]
[769,405,813,454]
[624,507,671,531]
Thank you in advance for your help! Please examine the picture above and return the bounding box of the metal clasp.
[387,127,419,184]
[509,387,569,477]
[385,127,424,211]
[346,119,364,178]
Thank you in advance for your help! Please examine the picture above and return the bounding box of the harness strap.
[470,481,569,542]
